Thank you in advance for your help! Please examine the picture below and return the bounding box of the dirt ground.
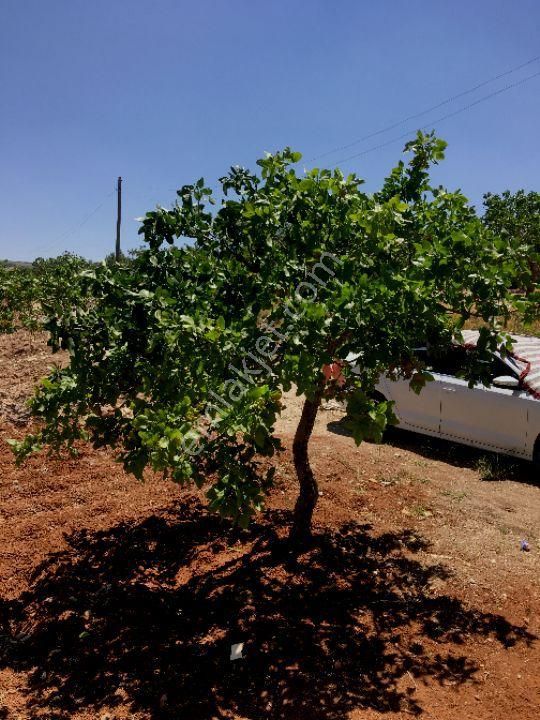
[0,331,539,720]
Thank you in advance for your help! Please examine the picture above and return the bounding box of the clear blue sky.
[1,0,539,261]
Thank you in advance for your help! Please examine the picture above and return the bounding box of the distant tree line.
[0,253,93,333]
[481,189,540,287]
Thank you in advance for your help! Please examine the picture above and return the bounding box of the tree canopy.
[482,189,540,287]
[12,132,535,541]
[0,253,92,333]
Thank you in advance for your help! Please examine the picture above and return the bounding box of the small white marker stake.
[230,642,244,661]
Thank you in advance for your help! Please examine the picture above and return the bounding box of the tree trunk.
[289,386,324,545]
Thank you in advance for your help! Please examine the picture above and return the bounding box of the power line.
[310,53,540,163]
[31,189,116,257]
[331,68,540,167]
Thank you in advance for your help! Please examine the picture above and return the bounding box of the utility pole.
[115,176,122,261]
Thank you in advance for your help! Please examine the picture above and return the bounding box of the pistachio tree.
[0,253,92,333]
[13,133,530,543]
[482,189,540,287]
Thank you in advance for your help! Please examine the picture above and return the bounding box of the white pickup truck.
[352,335,540,467]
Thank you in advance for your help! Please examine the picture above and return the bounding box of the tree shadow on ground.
[0,500,535,719]
[327,419,539,486]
